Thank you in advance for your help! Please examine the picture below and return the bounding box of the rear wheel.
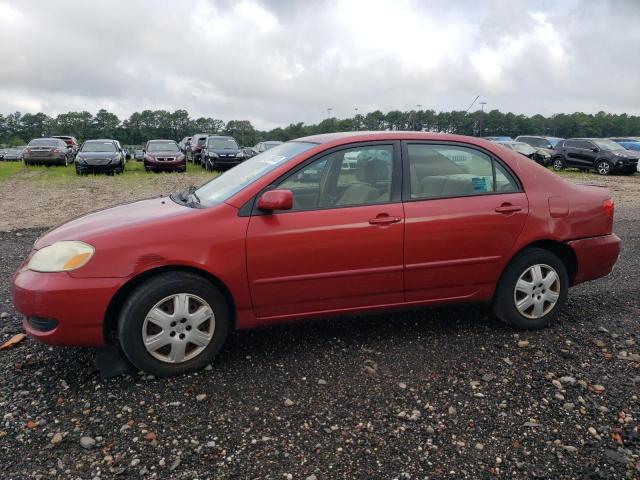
[493,248,568,330]
[596,160,612,176]
[118,272,230,376]
[552,157,564,171]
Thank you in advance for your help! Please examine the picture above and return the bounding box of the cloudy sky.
[0,0,639,129]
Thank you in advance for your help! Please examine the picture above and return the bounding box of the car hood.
[147,151,182,157]
[77,152,119,159]
[210,149,241,155]
[34,197,191,249]
[614,150,640,159]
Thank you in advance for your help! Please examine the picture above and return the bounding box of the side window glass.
[494,161,519,193]
[278,145,394,211]
[408,144,494,199]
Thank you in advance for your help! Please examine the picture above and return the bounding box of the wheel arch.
[103,265,237,344]
[504,239,578,285]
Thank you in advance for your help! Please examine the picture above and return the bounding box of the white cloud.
[0,0,638,129]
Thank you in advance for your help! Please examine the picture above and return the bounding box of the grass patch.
[0,159,214,184]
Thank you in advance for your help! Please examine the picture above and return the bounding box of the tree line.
[1,108,639,147]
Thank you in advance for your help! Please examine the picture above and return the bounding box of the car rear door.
[402,142,528,303]
[246,142,405,319]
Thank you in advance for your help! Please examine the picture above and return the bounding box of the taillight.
[603,198,614,219]
[52,148,60,154]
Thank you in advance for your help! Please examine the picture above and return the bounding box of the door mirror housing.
[591,147,599,153]
[257,189,293,211]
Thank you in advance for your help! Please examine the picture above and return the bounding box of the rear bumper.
[568,233,621,285]
[12,268,123,347]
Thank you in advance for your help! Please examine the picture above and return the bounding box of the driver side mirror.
[591,147,599,153]
[257,189,293,211]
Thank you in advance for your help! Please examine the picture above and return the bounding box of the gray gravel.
[0,208,639,479]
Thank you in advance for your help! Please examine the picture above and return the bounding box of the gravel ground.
[0,175,639,479]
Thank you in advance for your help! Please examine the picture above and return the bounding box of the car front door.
[402,142,528,303]
[246,142,404,319]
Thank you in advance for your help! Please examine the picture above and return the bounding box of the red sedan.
[12,132,620,376]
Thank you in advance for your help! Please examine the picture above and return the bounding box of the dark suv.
[201,135,245,170]
[551,138,638,175]
[187,134,210,164]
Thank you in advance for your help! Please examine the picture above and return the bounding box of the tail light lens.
[52,148,60,154]
[603,198,614,219]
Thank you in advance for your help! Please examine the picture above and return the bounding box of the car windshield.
[147,142,180,152]
[194,141,316,206]
[593,139,624,151]
[28,139,59,147]
[207,137,239,150]
[81,141,117,153]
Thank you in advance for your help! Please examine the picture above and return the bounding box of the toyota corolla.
[12,132,621,376]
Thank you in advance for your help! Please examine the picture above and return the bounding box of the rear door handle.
[495,204,522,214]
[369,215,401,225]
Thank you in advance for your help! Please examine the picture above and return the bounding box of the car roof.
[294,131,506,147]
[147,139,177,142]
[85,139,116,142]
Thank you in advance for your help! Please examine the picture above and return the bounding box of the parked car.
[551,138,638,175]
[178,136,192,153]
[134,148,145,161]
[514,136,563,160]
[23,138,73,166]
[201,135,245,170]
[12,132,621,376]
[52,135,79,157]
[186,134,210,164]
[610,138,640,152]
[75,139,126,175]
[143,140,186,172]
[1,145,27,161]
[483,136,513,141]
[496,141,551,166]
[252,141,283,155]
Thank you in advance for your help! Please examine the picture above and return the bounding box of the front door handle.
[369,215,401,225]
[495,204,522,214]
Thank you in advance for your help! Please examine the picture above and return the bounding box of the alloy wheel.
[513,264,560,319]
[142,293,215,363]
[597,161,611,175]
[552,158,563,171]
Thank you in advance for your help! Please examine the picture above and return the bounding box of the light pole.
[327,107,332,119]
[354,107,359,131]
[479,101,487,136]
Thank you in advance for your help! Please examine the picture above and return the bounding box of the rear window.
[28,139,60,147]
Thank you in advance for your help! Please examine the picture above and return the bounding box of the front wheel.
[493,248,568,330]
[118,272,230,376]
[552,157,564,171]
[596,160,612,176]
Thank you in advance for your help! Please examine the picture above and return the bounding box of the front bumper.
[144,159,186,171]
[612,158,638,172]
[12,268,123,347]
[207,156,244,168]
[76,161,122,173]
[568,233,621,285]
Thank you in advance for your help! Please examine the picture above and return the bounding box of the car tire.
[118,272,230,377]
[596,160,612,176]
[551,157,564,171]
[493,247,568,330]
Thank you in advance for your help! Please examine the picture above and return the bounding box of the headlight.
[208,152,218,158]
[236,151,245,158]
[28,241,95,272]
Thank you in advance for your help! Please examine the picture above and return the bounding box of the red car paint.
[12,132,621,347]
